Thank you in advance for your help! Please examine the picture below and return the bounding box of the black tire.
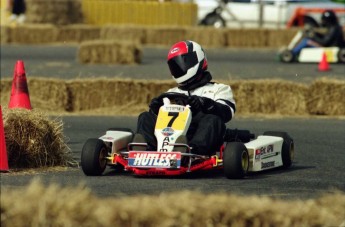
[263,131,294,168]
[223,142,249,179]
[200,12,225,28]
[81,138,108,176]
[279,49,295,63]
[337,48,345,63]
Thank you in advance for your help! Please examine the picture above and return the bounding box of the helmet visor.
[168,52,198,78]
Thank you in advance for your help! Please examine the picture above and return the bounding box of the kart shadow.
[102,163,315,179]
[246,164,316,179]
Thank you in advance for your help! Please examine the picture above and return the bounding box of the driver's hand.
[188,96,204,112]
[304,27,315,38]
[188,96,215,113]
[149,97,163,115]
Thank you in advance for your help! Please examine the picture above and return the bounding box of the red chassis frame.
[108,146,225,176]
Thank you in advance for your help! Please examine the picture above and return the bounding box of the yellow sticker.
[155,108,190,131]
[325,49,334,62]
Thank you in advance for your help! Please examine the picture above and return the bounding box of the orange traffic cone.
[318,52,330,72]
[8,60,32,109]
[0,106,9,172]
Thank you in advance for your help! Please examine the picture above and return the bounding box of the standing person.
[8,0,26,24]
[292,9,345,55]
[134,40,236,156]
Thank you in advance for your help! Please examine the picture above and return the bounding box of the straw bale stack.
[66,78,173,112]
[25,0,83,25]
[28,78,70,111]
[56,24,101,43]
[227,79,308,115]
[225,29,268,47]
[2,181,345,227]
[267,28,299,48]
[100,25,146,44]
[307,78,345,115]
[0,78,69,112]
[77,40,142,64]
[2,108,72,168]
[0,79,12,106]
[185,27,226,48]
[9,24,58,44]
[145,26,187,46]
[0,25,10,44]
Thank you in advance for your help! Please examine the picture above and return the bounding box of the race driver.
[134,40,236,156]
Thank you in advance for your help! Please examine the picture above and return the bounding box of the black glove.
[188,96,215,113]
[149,97,163,115]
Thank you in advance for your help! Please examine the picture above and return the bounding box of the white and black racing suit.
[136,77,236,155]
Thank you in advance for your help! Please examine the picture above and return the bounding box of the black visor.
[168,51,198,78]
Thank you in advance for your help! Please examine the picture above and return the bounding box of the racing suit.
[136,72,236,156]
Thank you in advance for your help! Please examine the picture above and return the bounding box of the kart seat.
[224,128,255,143]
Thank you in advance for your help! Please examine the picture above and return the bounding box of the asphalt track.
[1,44,344,82]
[0,44,344,200]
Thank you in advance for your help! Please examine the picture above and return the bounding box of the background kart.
[279,29,345,63]
[81,93,295,179]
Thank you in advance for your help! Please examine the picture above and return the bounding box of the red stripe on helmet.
[167,41,188,60]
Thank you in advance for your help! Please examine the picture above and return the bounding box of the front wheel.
[263,131,294,168]
[279,49,295,63]
[81,138,108,176]
[223,142,249,179]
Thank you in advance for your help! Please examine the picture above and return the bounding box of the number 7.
[167,112,179,127]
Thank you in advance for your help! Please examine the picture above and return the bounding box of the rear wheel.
[223,142,249,179]
[263,131,294,168]
[337,48,345,63]
[81,138,108,176]
[200,12,226,28]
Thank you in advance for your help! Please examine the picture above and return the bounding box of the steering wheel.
[156,92,189,106]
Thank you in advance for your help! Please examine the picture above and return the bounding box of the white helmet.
[167,40,208,90]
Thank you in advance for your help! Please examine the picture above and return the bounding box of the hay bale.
[185,27,226,48]
[25,0,83,25]
[100,25,146,44]
[9,24,58,44]
[0,25,11,44]
[225,29,268,47]
[0,78,12,106]
[28,77,70,111]
[57,24,101,43]
[0,77,69,112]
[267,28,299,48]
[1,180,345,227]
[2,108,72,168]
[66,78,173,112]
[145,26,187,46]
[77,40,142,64]
[225,79,308,115]
[307,78,345,115]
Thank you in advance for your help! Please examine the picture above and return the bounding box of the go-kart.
[81,93,294,179]
[279,29,345,63]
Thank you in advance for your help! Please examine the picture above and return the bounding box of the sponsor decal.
[161,127,174,137]
[170,47,179,54]
[255,145,275,160]
[255,149,261,160]
[100,136,113,140]
[261,161,275,169]
[160,137,171,152]
[128,152,181,168]
[165,106,185,112]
